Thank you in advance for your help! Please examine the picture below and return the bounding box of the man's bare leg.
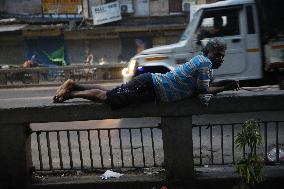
[69,89,107,102]
[73,83,109,91]
[53,79,109,103]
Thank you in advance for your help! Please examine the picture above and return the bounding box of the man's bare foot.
[53,79,75,103]
[53,93,72,103]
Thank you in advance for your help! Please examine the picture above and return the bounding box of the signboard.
[42,0,82,14]
[91,1,122,26]
[23,28,61,37]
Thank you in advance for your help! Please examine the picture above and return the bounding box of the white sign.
[92,1,122,26]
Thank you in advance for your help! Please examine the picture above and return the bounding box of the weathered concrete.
[162,117,194,182]
[31,172,167,189]
[150,0,169,16]
[0,123,32,187]
[0,90,283,124]
[28,165,284,189]
[195,165,284,189]
[0,90,283,187]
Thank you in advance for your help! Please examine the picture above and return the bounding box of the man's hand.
[208,80,240,94]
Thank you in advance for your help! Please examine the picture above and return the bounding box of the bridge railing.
[30,120,284,173]
[31,125,163,172]
[0,63,126,86]
[0,90,283,187]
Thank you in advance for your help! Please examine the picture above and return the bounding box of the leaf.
[234,119,264,187]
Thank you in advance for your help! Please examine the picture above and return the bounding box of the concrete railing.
[0,63,126,86]
[0,90,284,187]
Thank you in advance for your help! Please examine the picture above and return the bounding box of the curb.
[0,79,123,89]
[195,165,284,189]
[26,165,284,189]
[30,173,167,189]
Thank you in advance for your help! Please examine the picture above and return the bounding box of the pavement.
[28,165,284,189]
[0,79,123,89]
[31,168,166,189]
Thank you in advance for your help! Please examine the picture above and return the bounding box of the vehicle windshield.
[180,9,201,41]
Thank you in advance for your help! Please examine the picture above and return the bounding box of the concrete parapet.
[0,90,283,187]
[162,117,194,182]
[0,123,32,187]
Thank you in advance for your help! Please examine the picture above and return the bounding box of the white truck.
[122,0,284,86]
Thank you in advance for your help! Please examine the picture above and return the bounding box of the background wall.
[1,0,42,14]
[150,0,169,16]
[0,37,24,65]
[134,0,149,17]
[65,38,121,64]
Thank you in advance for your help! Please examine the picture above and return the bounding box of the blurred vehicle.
[122,0,284,86]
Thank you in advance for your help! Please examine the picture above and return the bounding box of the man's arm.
[196,64,240,95]
[208,80,240,95]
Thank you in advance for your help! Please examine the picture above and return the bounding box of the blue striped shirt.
[151,55,213,102]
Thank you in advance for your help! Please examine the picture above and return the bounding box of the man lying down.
[53,39,239,109]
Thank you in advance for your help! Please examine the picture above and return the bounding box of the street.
[0,83,283,170]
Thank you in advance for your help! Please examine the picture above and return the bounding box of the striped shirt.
[151,55,213,102]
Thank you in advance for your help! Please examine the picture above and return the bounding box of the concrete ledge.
[195,165,284,189]
[1,90,284,188]
[30,173,167,189]
[28,165,284,189]
[0,90,283,124]
[196,165,284,179]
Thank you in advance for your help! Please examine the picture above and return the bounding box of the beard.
[212,61,222,69]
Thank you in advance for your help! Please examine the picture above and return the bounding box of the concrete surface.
[1,90,283,123]
[0,88,283,188]
[29,165,284,189]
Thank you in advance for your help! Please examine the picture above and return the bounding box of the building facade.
[0,0,207,67]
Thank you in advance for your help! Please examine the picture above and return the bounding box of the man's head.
[202,38,227,69]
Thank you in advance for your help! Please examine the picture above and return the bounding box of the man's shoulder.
[192,54,209,62]
[191,55,211,67]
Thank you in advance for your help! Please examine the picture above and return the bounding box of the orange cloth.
[23,60,32,68]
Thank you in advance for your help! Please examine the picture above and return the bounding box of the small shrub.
[235,119,264,187]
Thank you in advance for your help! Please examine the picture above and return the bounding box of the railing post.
[0,72,7,85]
[161,116,194,183]
[0,123,32,187]
[32,71,40,84]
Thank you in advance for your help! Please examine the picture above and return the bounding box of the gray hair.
[202,38,227,55]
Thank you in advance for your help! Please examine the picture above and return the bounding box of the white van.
[122,0,284,84]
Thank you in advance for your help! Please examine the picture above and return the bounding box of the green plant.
[235,119,264,187]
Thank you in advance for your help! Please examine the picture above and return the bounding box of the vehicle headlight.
[128,59,137,74]
[121,67,128,76]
